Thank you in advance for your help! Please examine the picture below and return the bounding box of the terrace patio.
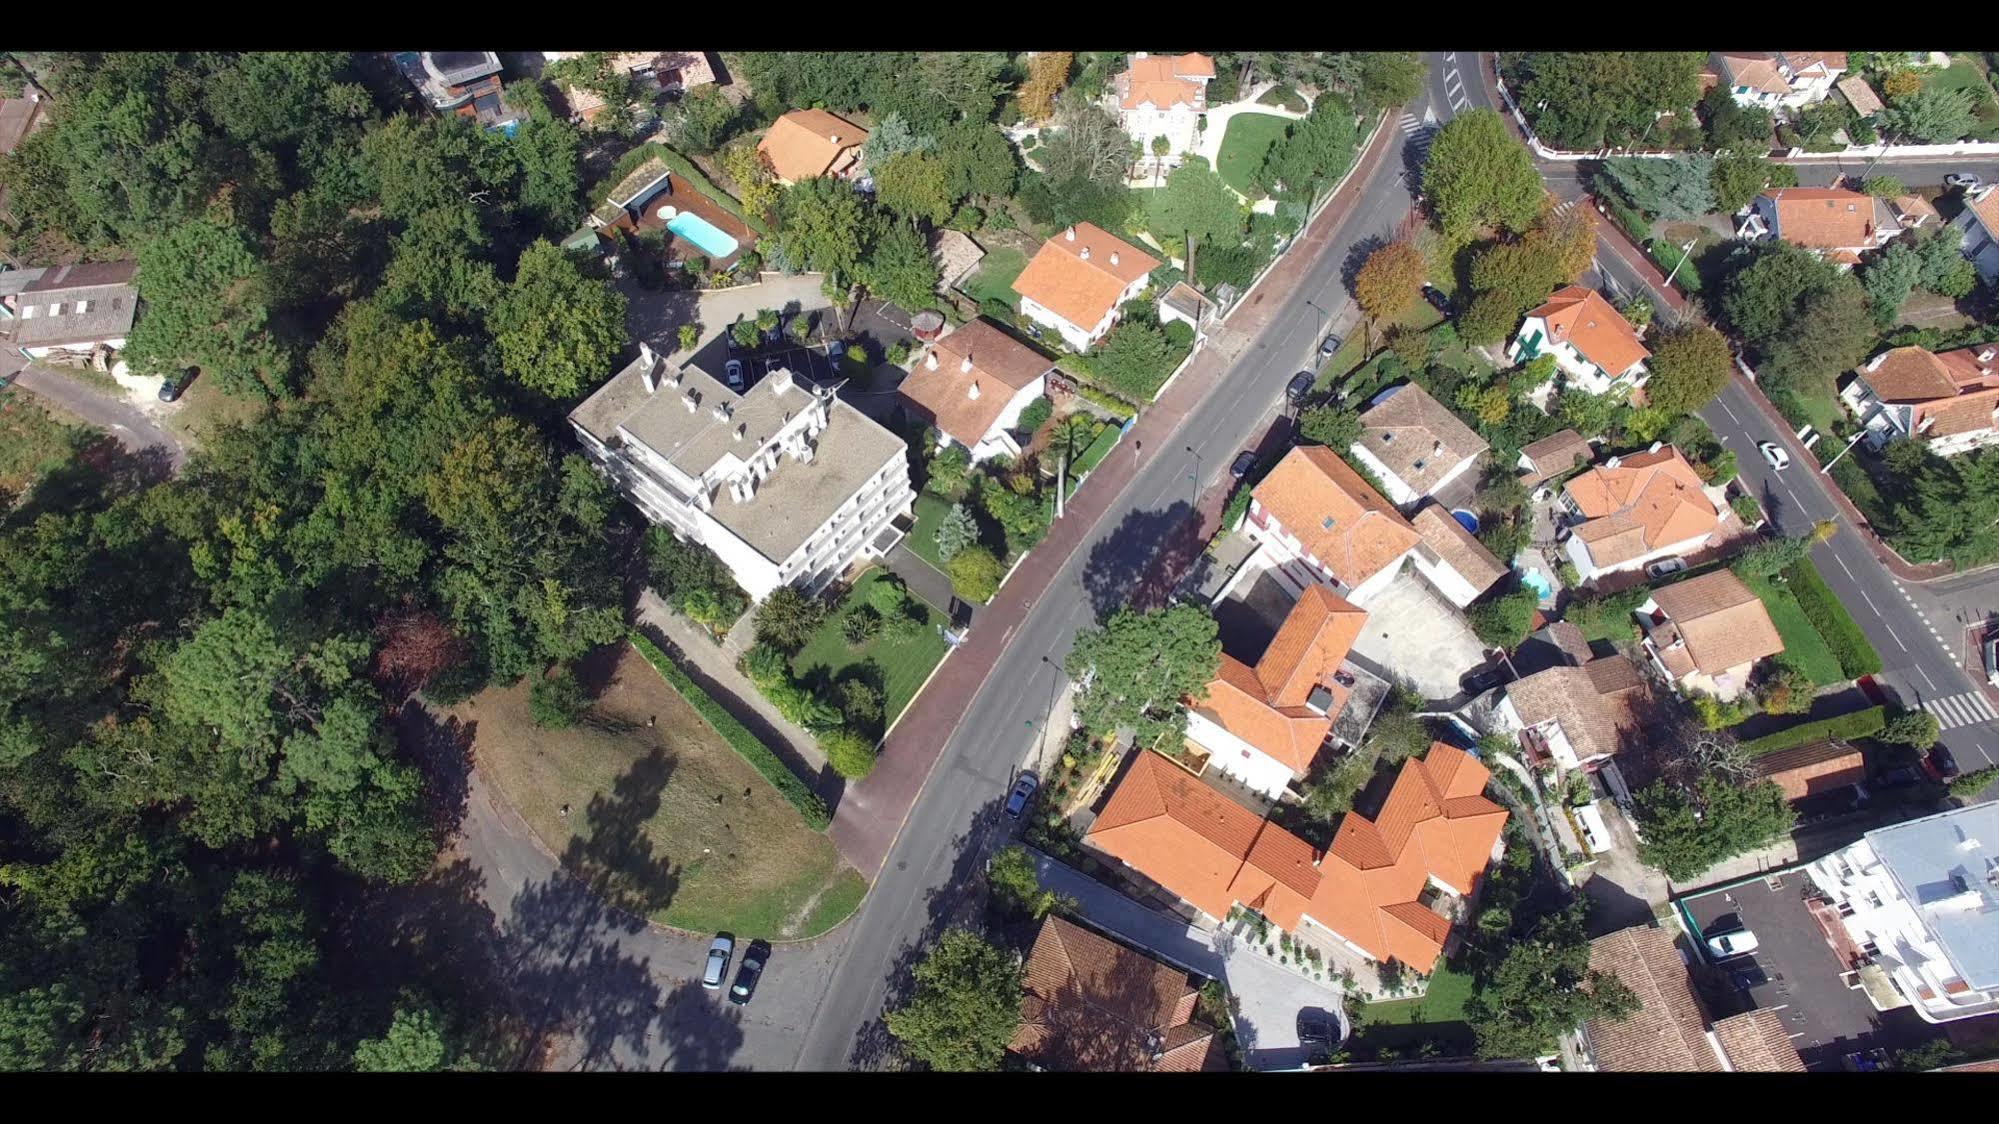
[610,171,756,272]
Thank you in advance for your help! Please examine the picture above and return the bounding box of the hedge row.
[1741,705,1886,757]
[628,633,830,829]
[1783,559,1884,679]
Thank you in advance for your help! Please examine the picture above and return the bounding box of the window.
[1320,516,1335,530]
[76,299,91,314]
[18,304,34,319]
[1413,458,1427,471]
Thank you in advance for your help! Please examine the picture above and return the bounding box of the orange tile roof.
[1251,446,1423,589]
[1779,51,1847,76]
[1191,586,1366,774]
[1647,569,1785,676]
[757,109,867,183]
[1969,188,1999,237]
[1011,916,1225,1072]
[1011,223,1159,333]
[1412,504,1507,597]
[1761,187,1878,250]
[1525,286,1651,377]
[1089,751,1293,922]
[1716,53,1793,97]
[899,318,1054,448]
[1117,53,1215,110]
[1562,447,1719,567]
[1356,382,1490,496]
[1752,739,1866,801]
[1711,1009,1807,1072]
[1859,346,1999,443]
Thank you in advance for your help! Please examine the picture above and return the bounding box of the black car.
[1876,765,1923,789]
[1286,371,1315,403]
[1229,450,1258,480]
[158,367,197,402]
[1459,665,1510,696]
[1421,284,1452,317]
[728,939,770,1006]
[1927,744,1960,781]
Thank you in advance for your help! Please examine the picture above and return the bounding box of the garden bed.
[1257,84,1308,114]
[789,568,950,727]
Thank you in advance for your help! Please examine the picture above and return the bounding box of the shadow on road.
[9,431,175,524]
[396,700,477,839]
[1081,500,1199,620]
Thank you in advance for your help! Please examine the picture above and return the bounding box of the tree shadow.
[647,979,749,1072]
[395,700,477,838]
[560,746,682,919]
[571,639,627,700]
[1080,500,1199,621]
[9,430,174,524]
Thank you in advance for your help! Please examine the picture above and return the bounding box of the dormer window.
[1320,515,1335,530]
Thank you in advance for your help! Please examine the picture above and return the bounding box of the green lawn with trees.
[1215,112,1293,198]
[789,569,949,727]
[1737,571,1845,687]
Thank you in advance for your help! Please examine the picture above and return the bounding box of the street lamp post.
[1661,237,1697,291]
[1185,445,1203,505]
[1819,429,1868,475]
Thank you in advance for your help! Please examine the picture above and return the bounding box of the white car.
[1984,635,1999,686]
[702,934,734,990]
[1758,441,1790,471]
[1706,929,1759,960]
[1647,557,1688,580]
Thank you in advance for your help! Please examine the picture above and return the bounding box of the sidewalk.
[823,107,1408,882]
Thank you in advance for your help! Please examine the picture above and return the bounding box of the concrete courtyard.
[1348,571,1489,704]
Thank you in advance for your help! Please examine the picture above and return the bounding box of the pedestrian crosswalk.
[1398,113,1439,162]
[1921,690,1998,730]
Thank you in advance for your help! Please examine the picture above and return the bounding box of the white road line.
[1968,692,1998,721]
[1916,664,1935,689]
[1835,555,1856,580]
[1443,52,1457,63]
[1886,625,1910,652]
[1451,96,1469,112]
[1782,482,1805,511]
[1859,588,1881,615]
[1720,400,1740,424]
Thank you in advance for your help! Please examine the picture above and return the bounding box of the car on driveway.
[1705,927,1759,960]
[1646,557,1688,580]
[729,939,769,1006]
[1927,745,1960,782]
[724,358,745,390]
[702,934,734,990]
[1729,962,1770,991]
[1421,284,1453,317]
[158,367,197,403]
[1286,371,1315,404]
[1229,450,1258,480]
[1318,333,1343,362]
[1945,173,1982,190]
[1459,665,1510,696]
[826,338,846,362]
[1004,772,1038,819]
[1984,634,1999,686]
[1758,441,1790,471]
[1876,764,1924,789]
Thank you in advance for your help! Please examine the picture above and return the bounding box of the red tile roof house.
[1583,924,1807,1071]
[1011,223,1160,353]
[897,318,1054,463]
[756,108,868,186]
[1010,915,1228,1072]
[1950,184,1999,287]
[1182,585,1369,800]
[1111,52,1215,179]
[1085,744,1507,973]
[1713,51,1847,115]
[1507,286,1651,399]
[1841,344,1999,458]
[1636,568,1786,701]
[1557,445,1726,582]
[1736,186,1901,267]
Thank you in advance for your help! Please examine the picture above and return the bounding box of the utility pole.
[1661,237,1697,290]
[1819,429,1868,475]
[1055,453,1067,519]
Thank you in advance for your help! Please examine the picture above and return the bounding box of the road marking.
[1923,690,1996,729]
[1914,663,1934,688]
[1781,482,1805,511]
[1443,52,1457,63]
[1720,401,1740,424]
[1859,588,1881,615]
[1835,555,1856,580]
[1886,625,1910,652]
[1451,94,1469,112]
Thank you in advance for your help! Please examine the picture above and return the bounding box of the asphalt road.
[3,357,186,470]
[793,84,1431,1072]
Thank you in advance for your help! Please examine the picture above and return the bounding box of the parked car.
[1229,450,1258,480]
[1646,557,1688,580]
[1460,665,1510,696]
[1286,371,1315,403]
[1004,772,1038,819]
[1876,765,1924,789]
[1296,1009,1338,1044]
[728,940,769,1006]
[724,358,745,390]
[1945,173,1982,191]
[1927,745,1961,782]
[1705,928,1759,960]
[1318,333,1343,362]
[158,367,197,403]
[702,934,735,990]
[1758,441,1790,471]
[1984,634,1999,686]
[1421,284,1453,317]
[1729,962,1769,991]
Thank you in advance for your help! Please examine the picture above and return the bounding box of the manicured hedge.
[1741,706,1886,758]
[1783,559,1883,679]
[629,633,830,829]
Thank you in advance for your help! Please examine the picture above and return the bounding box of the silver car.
[702,934,734,990]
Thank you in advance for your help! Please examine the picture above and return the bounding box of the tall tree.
[1513,51,1704,151]
[1599,154,1717,221]
[1146,160,1244,250]
[874,151,954,227]
[1644,323,1732,417]
[489,239,627,399]
[125,216,295,400]
[860,220,941,312]
[776,176,877,285]
[1064,603,1221,745]
[1709,153,1797,215]
[1257,93,1360,202]
[1018,52,1073,122]
[1354,240,1425,327]
[1635,772,1795,881]
[1880,87,1979,144]
[1464,901,1640,1059]
[884,929,1022,1071]
[1423,109,1544,243]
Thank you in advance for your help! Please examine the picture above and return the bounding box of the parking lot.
[1676,870,1929,1070]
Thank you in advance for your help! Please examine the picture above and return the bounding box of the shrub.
[1731,492,1762,524]
[529,668,585,728]
[886,338,913,366]
[1949,765,1999,798]
[927,444,973,498]
[841,605,883,646]
[839,679,885,734]
[1783,559,1882,678]
[1740,706,1887,757]
[1469,589,1538,650]
[756,586,828,654]
[741,643,791,690]
[866,573,912,620]
[820,727,879,779]
[1016,396,1054,435]
[979,296,1016,324]
[1690,691,1753,731]
[1880,710,1941,748]
[630,635,829,827]
[935,502,979,562]
[947,545,1003,603]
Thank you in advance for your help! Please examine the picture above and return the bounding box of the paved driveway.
[1027,849,1351,1071]
[1349,572,1489,702]
[6,358,186,471]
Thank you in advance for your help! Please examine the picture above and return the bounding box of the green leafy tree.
[490,240,627,399]
[721,138,778,221]
[927,443,973,497]
[1862,175,1907,198]
[875,151,955,227]
[1599,155,1717,221]
[1257,93,1360,202]
[1148,160,1244,250]
[860,220,941,312]
[1880,87,1979,143]
[987,844,1073,920]
[1300,405,1362,449]
[1423,109,1546,242]
[1702,86,1774,149]
[125,216,294,400]
[1089,319,1171,398]
[1469,236,1564,320]
[1864,239,1924,329]
[353,1004,478,1072]
[1913,225,1977,298]
[820,727,878,779]
[754,586,828,654]
[1645,323,1732,416]
[1730,532,1816,578]
[1464,901,1640,1059]
[1635,773,1796,881]
[528,668,585,728]
[1880,710,1941,748]
[946,545,1003,603]
[1513,51,1704,151]
[1710,153,1797,214]
[1064,603,1221,745]
[777,176,877,284]
[1457,290,1521,346]
[1016,397,1054,434]
[884,929,1023,1071]
[937,121,1019,200]
[1469,588,1537,650]
[659,85,739,154]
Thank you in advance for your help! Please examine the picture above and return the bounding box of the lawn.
[905,490,955,572]
[1216,112,1292,199]
[0,389,82,494]
[454,644,865,939]
[1348,960,1477,1054]
[1257,84,1307,114]
[960,245,1028,308]
[790,568,950,727]
[1740,571,1845,686]
[1920,58,1999,139]
[161,373,268,448]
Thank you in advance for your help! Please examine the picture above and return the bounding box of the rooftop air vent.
[1304,685,1335,715]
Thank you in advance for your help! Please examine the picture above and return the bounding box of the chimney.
[1648,441,1664,454]
[829,134,841,145]
[639,340,656,368]
[642,365,660,394]
[968,380,981,400]
[960,353,974,374]
[1080,246,1091,261]
[1065,226,1076,242]
[925,350,939,371]
[711,402,732,422]
[1980,348,1996,364]
[734,423,746,442]
[682,391,698,413]
[1110,252,1119,266]
[1432,439,1443,453]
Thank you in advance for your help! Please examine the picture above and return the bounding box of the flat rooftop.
[1866,804,1999,991]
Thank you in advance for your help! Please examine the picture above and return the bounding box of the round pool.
[1451,508,1480,534]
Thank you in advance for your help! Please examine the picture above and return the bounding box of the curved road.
[6,360,185,470]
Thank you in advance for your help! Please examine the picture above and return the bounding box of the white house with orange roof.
[1012,223,1160,352]
[1952,184,1999,287]
[1184,585,1369,800]
[1558,445,1726,581]
[1842,344,1999,456]
[1509,286,1651,399]
[1714,52,1847,113]
[1112,52,1216,175]
[898,317,1054,463]
[1737,186,1900,265]
[757,109,868,185]
[1230,445,1424,607]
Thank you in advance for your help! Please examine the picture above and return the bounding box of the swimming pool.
[1518,567,1555,600]
[666,212,739,259]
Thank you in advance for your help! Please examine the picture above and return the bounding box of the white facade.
[1236,501,1410,609]
[1723,55,1844,112]
[1019,279,1148,353]
[1841,370,1999,458]
[1804,808,1999,1024]
[21,333,127,362]
[1952,191,1999,287]
[1409,545,1483,610]
[932,372,1048,465]
[1561,525,1712,582]
[1509,315,1648,398]
[1121,103,1202,172]
[1183,710,1303,800]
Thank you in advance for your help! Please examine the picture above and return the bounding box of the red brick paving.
[825,112,1408,879]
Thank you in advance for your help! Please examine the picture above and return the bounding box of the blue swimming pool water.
[666,212,739,258]
[1519,567,1555,600]
[1451,508,1480,534]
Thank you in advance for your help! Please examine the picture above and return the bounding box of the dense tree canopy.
[1510,51,1705,151]
[490,240,628,399]
[1635,773,1795,881]
[1644,323,1733,417]
[1423,109,1544,243]
[883,929,1022,1071]
[1065,603,1221,747]
[1718,241,1873,401]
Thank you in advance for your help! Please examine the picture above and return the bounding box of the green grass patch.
[1068,421,1122,480]
[790,569,949,727]
[1738,571,1845,686]
[1348,961,1477,1055]
[1216,112,1292,199]
[1741,705,1887,757]
[1257,84,1308,113]
[630,633,828,828]
[1921,59,1999,140]
[1783,558,1883,678]
[0,389,83,494]
[960,245,1028,308]
[905,490,955,572]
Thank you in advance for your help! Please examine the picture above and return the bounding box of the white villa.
[1713,52,1847,114]
[1952,185,1999,288]
[1841,344,1999,458]
[1012,223,1160,352]
[1509,286,1651,399]
[1112,52,1215,177]
[898,318,1053,464]
[570,345,912,601]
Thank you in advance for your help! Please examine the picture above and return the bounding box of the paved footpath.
[825,112,1407,880]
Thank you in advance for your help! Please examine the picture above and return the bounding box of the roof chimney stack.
[1980,348,1996,364]
[682,391,699,413]
[1110,252,1119,266]
[1868,352,1888,371]
[967,380,981,400]
[1079,246,1091,261]
[734,423,746,441]
[1065,226,1076,242]
[960,353,974,374]
[925,350,939,371]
